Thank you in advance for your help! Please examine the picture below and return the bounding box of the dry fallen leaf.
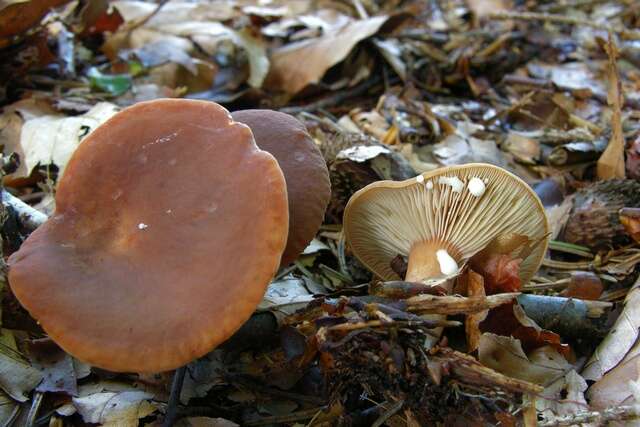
[0,100,118,179]
[538,370,589,422]
[0,329,43,402]
[265,15,388,94]
[582,275,640,381]
[478,333,570,385]
[596,34,626,180]
[73,389,158,426]
[587,353,640,409]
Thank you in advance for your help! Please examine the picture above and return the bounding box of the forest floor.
[1,0,640,426]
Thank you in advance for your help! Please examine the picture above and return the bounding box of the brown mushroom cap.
[8,99,289,373]
[344,163,549,285]
[231,109,330,266]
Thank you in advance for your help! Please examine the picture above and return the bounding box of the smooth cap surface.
[343,163,549,282]
[231,109,330,266]
[8,99,289,373]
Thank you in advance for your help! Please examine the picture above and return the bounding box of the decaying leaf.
[27,338,77,396]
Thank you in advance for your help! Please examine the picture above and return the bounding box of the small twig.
[244,407,330,426]
[327,318,461,333]
[25,392,44,427]
[372,400,404,427]
[406,293,519,315]
[162,366,187,427]
[542,258,596,270]
[539,404,640,426]
[2,191,48,230]
[488,11,640,40]
[2,403,21,427]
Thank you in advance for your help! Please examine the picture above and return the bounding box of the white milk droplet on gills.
[416,175,425,183]
[436,249,459,276]
[438,176,464,193]
[467,177,486,197]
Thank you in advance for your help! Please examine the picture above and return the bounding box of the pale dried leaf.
[0,330,43,402]
[73,390,158,426]
[265,16,388,94]
[233,29,270,88]
[582,276,640,381]
[588,354,640,409]
[538,370,589,421]
[1,102,118,179]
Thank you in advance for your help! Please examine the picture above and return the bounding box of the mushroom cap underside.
[343,163,549,282]
[231,109,330,266]
[8,99,289,373]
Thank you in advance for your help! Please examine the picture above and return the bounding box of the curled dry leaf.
[478,333,570,385]
[582,275,640,381]
[265,15,388,94]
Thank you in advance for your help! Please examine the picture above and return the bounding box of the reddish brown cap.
[231,110,330,266]
[8,99,289,373]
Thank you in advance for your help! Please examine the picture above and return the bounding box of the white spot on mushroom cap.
[138,223,148,230]
[436,249,458,275]
[467,177,486,197]
[416,175,425,183]
[438,176,464,193]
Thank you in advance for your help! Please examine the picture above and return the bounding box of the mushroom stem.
[405,240,460,349]
[406,241,459,293]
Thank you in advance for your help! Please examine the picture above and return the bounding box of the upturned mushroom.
[8,99,289,373]
[343,163,549,292]
[231,109,330,267]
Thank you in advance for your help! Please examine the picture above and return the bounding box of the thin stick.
[2,191,47,230]
[488,11,640,40]
[162,366,187,427]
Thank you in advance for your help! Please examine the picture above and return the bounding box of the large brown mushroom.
[231,109,330,266]
[344,163,549,290]
[8,99,289,373]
